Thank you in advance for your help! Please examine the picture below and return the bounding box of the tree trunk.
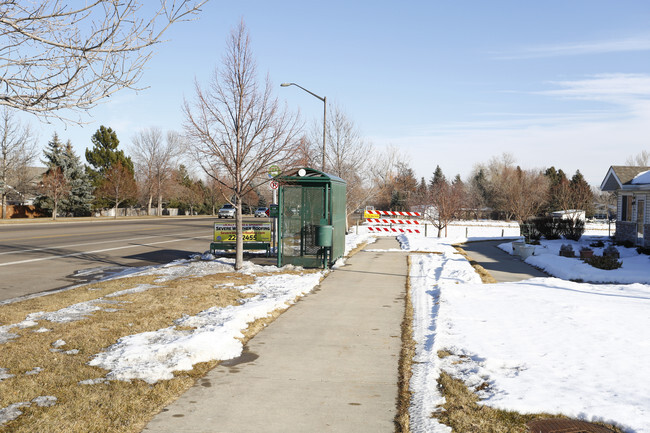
[52,200,57,221]
[1,193,6,219]
[147,194,152,216]
[235,198,243,270]
[158,193,163,217]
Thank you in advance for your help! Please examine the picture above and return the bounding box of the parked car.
[254,207,268,217]
[218,203,235,218]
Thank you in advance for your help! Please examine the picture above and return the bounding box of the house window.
[621,195,634,222]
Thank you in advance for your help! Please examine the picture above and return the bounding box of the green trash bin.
[317,225,333,247]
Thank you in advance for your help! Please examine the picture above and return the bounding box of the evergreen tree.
[85,126,134,187]
[36,134,94,216]
[61,141,94,216]
[429,165,446,189]
[85,126,135,208]
[544,166,568,213]
[34,133,66,214]
[569,170,594,216]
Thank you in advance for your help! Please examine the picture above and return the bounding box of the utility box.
[277,168,346,268]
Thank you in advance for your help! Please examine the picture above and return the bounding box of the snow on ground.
[499,236,650,284]
[403,233,650,433]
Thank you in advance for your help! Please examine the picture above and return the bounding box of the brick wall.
[615,221,637,244]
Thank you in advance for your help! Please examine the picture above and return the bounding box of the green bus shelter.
[277,168,347,268]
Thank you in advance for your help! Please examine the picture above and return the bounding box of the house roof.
[601,165,650,191]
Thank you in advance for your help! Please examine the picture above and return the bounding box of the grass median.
[0,264,318,433]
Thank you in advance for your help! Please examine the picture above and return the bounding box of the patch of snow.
[33,328,51,333]
[0,402,30,425]
[0,368,14,381]
[32,396,57,408]
[78,378,109,385]
[631,169,650,184]
[25,367,42,376]
[51,340,66,348]
[105,284,160,298]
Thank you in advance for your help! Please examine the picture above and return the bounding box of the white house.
[601,165,650,247]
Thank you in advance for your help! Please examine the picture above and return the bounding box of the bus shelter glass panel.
[280,185,326,267]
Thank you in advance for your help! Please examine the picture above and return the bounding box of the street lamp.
[281,82,326,172]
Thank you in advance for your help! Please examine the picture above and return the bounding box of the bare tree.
[0,108,38,218]
[40,167,70,220]
[131,128,182,215]
[428,169,465,237]
[625,150,650,166]
[307,104,374,223]
[183,21,301,269]
[0,1,206,120]
[502,166,549,224]
[97,161,138,219]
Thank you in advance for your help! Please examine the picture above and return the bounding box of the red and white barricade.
[360,209,424,235]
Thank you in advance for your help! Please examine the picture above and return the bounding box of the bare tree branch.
[0,0,207,121]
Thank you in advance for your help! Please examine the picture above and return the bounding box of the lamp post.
[281,82,326,172]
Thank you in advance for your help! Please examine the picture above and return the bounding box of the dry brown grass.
[395,255,416,433]
[0,266,316,433]
[453,246,498,284]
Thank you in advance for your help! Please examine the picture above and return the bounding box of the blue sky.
[24,0,650,186]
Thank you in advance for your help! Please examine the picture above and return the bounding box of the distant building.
[601,165,650,247]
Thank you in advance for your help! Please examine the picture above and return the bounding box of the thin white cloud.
[496,35,650,59]
[540,73,650,104]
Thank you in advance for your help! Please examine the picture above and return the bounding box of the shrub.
[589,240,605,248]
[614,239,634,248]
[559,244,575,257]
[603,245,620,259]
[563,219,585,241]
[636,246,650,255]
[520,222,541,243]
[532,216,563,240]
[585,255,622,270]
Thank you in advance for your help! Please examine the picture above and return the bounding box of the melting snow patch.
[51,340,66,348]
[0,402,30,425]
[32,396,57,408]
[79,378,109,385]
[0,368,14,381]
[106,284,160,298]
[25,367,42,376]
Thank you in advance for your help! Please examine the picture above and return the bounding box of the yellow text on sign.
[213,223,271,243]
[364,211,380,219]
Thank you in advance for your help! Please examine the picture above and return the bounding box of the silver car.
[254,207,268,217]
[218,204,235,218]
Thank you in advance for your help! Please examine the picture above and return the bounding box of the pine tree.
[85,126,134,188]
[85,126,135,208]
[61,141,94,216]
[36,134,94,216]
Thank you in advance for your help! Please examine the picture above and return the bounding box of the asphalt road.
[0,216,259,302]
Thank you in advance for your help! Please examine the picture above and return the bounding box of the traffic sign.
[268,165,281,178]
[269,180,279,190]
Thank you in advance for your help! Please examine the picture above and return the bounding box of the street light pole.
[281,82,326,172]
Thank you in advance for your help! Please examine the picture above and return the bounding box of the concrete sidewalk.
[144,237,407,433]
[460,239,548,282]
